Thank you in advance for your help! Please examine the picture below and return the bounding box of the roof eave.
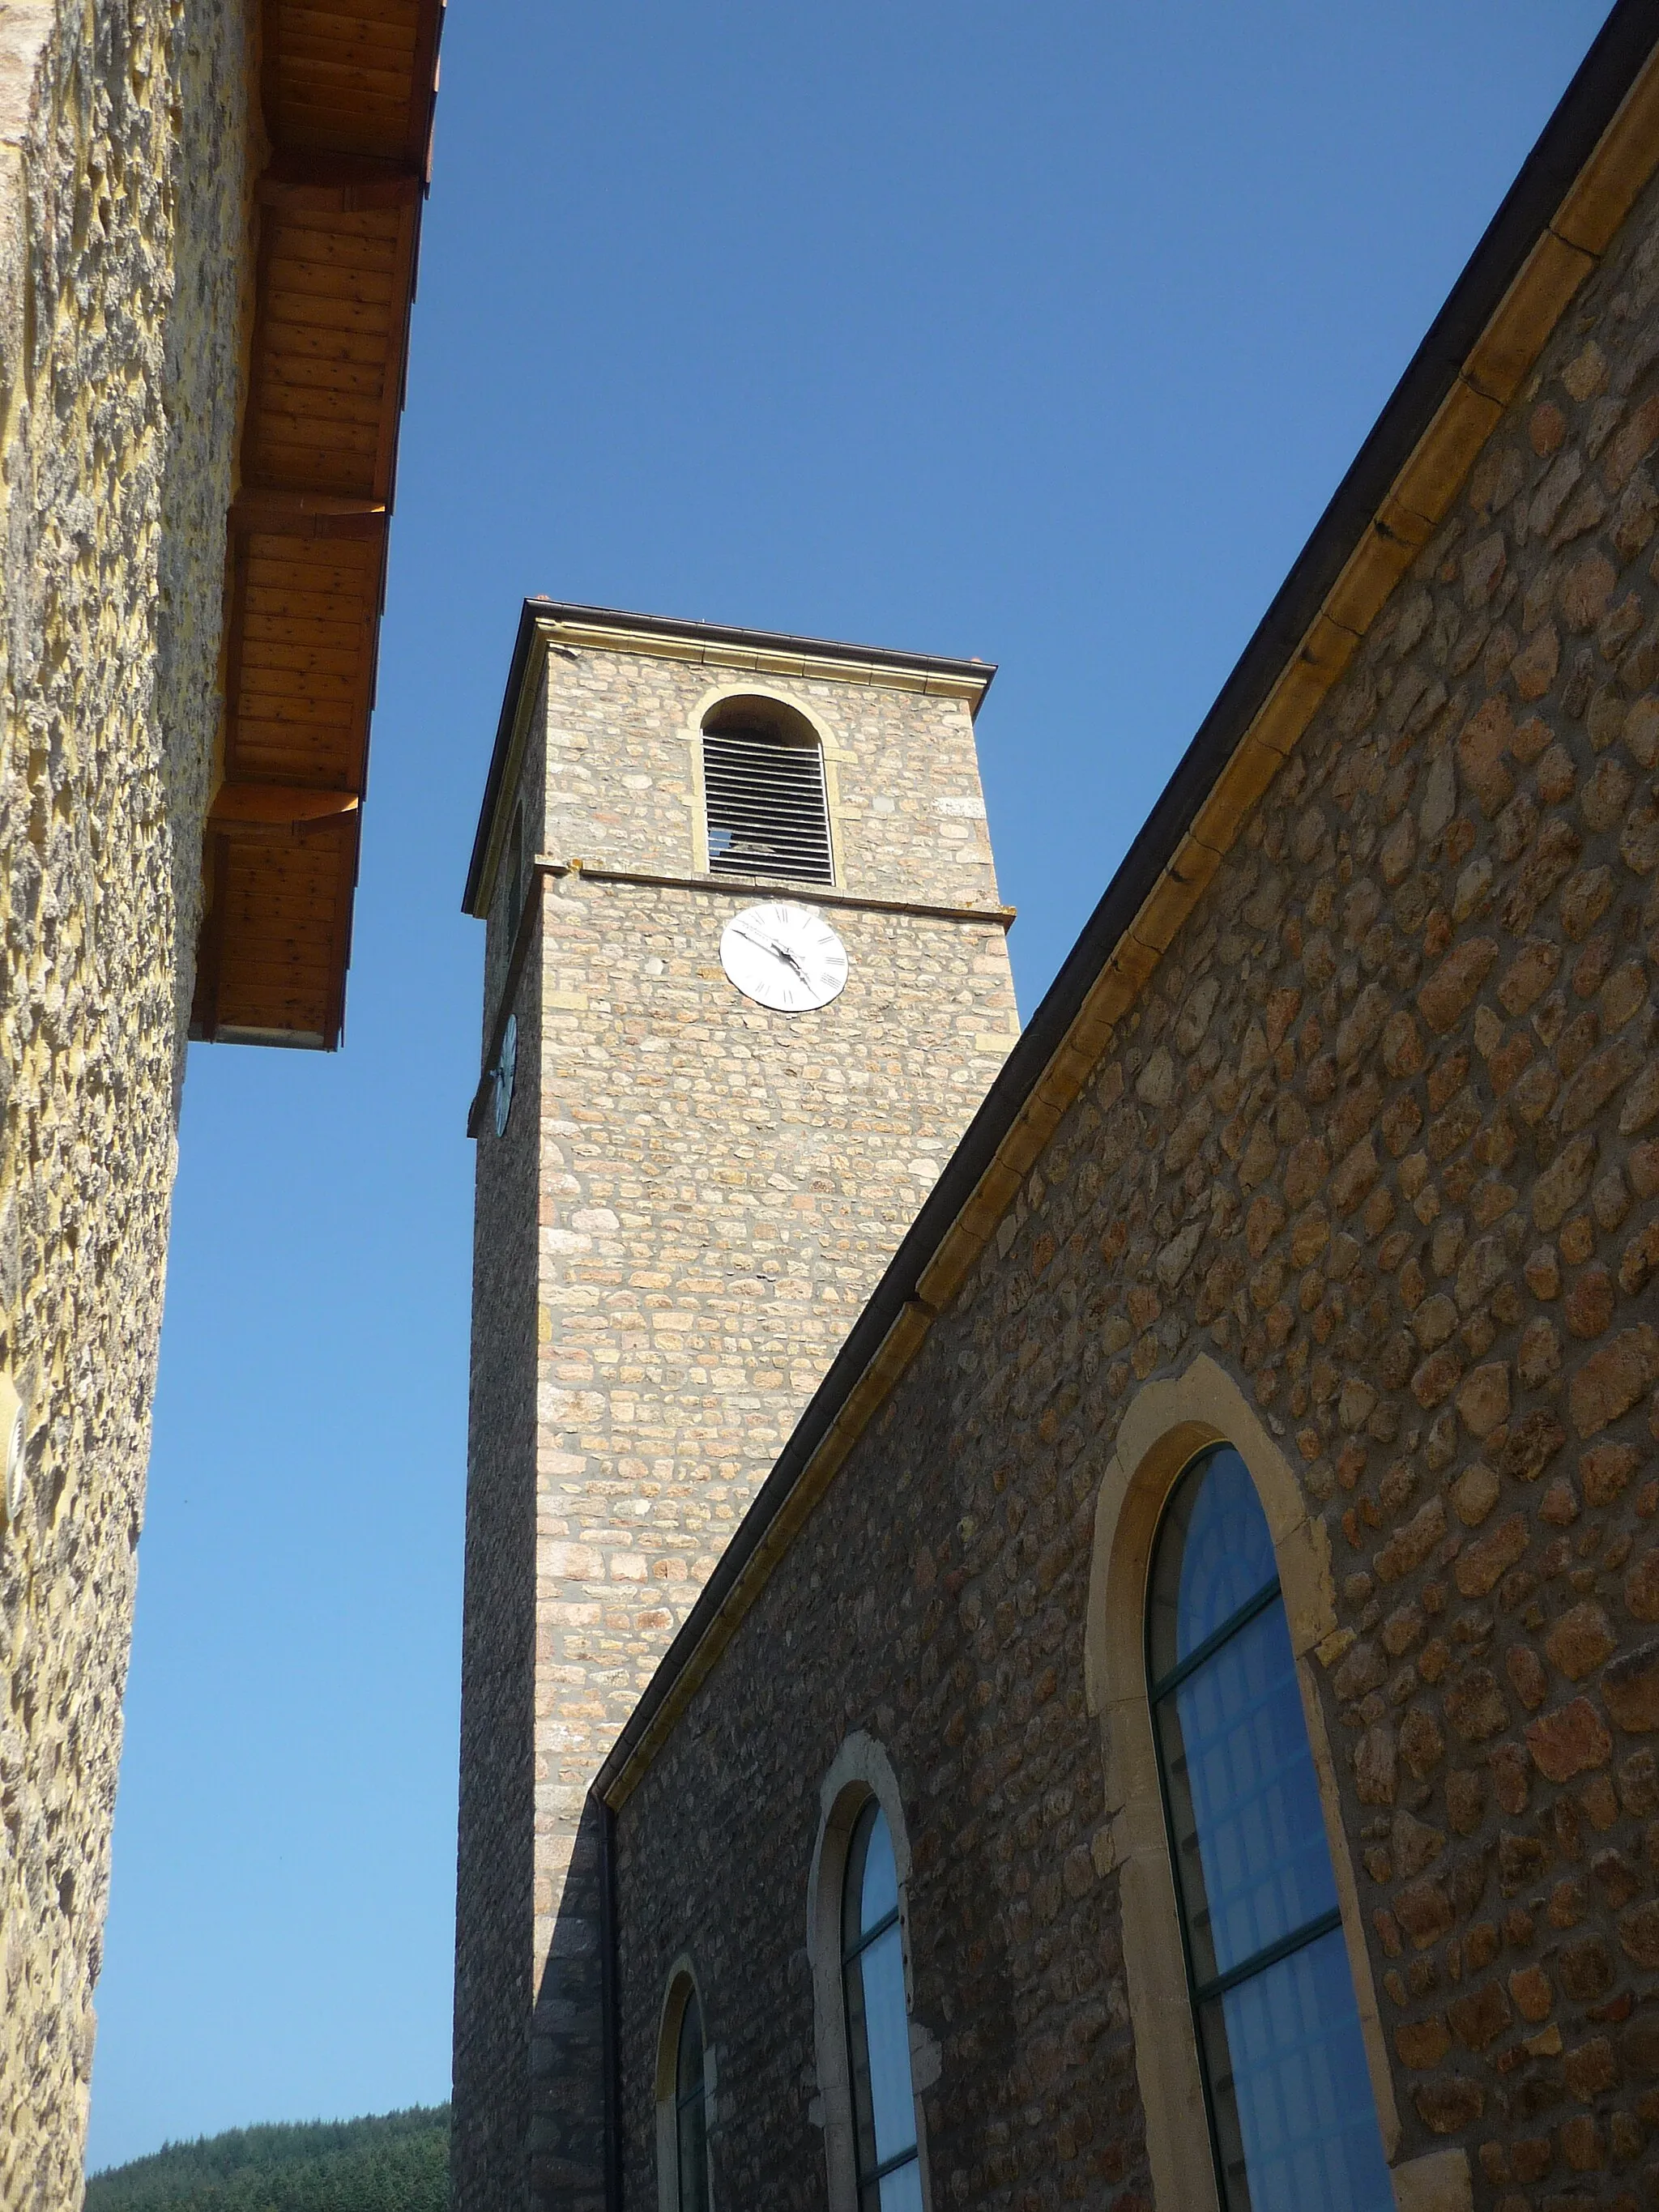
[192,0,445,1049]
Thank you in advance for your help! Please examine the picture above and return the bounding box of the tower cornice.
[463,599,997,916]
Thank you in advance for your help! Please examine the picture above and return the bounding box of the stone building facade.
[0,7,256,2196]
[453,607,1022,2208]
[538,11,1659,2210]
[0,2,438,2201]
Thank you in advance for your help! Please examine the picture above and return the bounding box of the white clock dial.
[719,901,848,1013]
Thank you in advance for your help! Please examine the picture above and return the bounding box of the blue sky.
[87,0,1611,2170]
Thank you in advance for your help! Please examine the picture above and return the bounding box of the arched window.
[702,699,834,885]
[841,1800,922,2212]
[656,1971,712,2212]
[674,1988,711,2212]
[1148,1444,1392,2212]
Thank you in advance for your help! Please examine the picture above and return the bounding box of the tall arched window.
[1148,1445,1392,2212]
[842,1801,922,2212]
[672,1986,710,2212]
[702,699,834,885]
[656,1971,713,2212]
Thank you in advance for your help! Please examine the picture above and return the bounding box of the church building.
[454,6,1659,2208]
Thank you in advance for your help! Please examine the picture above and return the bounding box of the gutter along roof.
[190,0,446,1050]
[463,599,998,918]
[593,0,1659,1809]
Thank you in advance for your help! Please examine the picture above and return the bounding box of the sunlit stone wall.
[0,1,254,2197]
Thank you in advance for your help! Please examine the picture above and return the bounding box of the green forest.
[84,2106,449,2212]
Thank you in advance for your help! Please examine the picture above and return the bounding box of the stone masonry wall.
[454,644,1021,2211]
[0,1,254,2201]
[612,164,1659,2210]
[538,648,1004,914]
[452,919,543,2210]
[452,642,548,2212]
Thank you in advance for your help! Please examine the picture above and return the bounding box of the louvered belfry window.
[702,716,834,886]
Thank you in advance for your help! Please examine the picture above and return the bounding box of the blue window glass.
[842,1801,923,2212]
[674,1989,710,2212]
[1148,1446,1393,2212]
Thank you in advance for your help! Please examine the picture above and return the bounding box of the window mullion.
[842,1902,900,1967]
[1148,1575,1282,1703]
[863,2143,920,2186]
[1191,1904,1345,2007]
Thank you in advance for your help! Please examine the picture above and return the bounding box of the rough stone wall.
[538,648,1004,912]
[611,166,1659,2210]
[454,647,1020,2211]
[452,923,543,2211]
[452,650,548,2212]
[0,1,254,2201]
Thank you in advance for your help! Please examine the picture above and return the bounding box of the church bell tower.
[450,601,1020,2210]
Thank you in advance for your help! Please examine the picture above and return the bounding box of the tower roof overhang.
[590,0,1659,1810]
[463,599,999,918]
[190,0,445,1050]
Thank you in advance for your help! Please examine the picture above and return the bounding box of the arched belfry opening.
[701,694,834,885]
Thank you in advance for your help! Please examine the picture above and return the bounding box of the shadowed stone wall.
[0,1,254,2199]
[611,158,1659,2212]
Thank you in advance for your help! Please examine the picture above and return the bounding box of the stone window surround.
[1083,1351,1471,2212]
[685,682,845,884]
[805,1733,939,2212]
[655,1951,717,2212]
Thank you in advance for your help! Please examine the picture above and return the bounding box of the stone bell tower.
[450,600,1020,2210]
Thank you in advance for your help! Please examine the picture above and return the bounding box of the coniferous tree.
[84,2104,450,2212]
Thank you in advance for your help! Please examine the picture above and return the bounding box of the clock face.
[720,901,848,1013]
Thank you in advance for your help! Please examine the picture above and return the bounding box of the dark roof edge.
[592,0,1659,1803]
[461,598,999,913]
[463,599,544,914]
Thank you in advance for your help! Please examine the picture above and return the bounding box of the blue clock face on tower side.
[494,1012,518,1137]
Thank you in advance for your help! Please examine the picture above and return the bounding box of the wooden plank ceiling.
[190,0,444,1048]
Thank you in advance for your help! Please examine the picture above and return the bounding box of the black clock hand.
[732,924,809,981]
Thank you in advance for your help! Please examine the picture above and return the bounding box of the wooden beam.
[207,0,442,1047]
[209,784,363,833]
[229,488,388,538]
[258,151,423,211]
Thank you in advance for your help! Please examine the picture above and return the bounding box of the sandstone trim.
[683,680,844,880]
[1391,2148,1475,2212]
[546,860,1013,928]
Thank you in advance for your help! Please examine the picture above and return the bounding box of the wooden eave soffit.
[191,0,443,1051]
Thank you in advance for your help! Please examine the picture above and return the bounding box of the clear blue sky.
[87,0,1610,2171]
